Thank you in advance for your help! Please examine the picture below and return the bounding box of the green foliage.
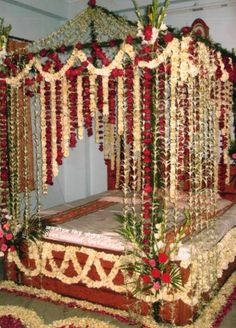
[0,17,11,39]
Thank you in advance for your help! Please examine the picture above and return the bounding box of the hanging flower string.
[0,81,9,213]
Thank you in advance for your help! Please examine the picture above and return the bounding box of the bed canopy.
[1,0,236,325]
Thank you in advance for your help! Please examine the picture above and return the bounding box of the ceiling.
[0,0,233,22]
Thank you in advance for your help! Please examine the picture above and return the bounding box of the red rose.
[27,52,34,60]
[152,268,161,279]
[1,169,8,181]
[144,228,151,235]
[25,78,34,86]
[143,212,151,219]
[142,274,152,284]
[142,257,149,264]
[161,273,171,284]
[60,45,66,53]
[10,245,16,252]
[158,253,168,263]
[195,29,202,36]
[76,42,83,50]
[144,25,153,41]
[165,63,171,75]
[141,46,152,53]
[4,57,11,66]
[48,52,59,62]
[126,35,133,44]
[144,184,152,193]
[143,149,151,156]
[215,67,222,79]
[5,233,13,241]
[163,32,174,44]
[88,0,96,7]
[40,48,47,57]
[109,39,116,47]
[181,26,191,35]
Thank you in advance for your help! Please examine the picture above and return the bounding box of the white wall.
[0,0,66,41]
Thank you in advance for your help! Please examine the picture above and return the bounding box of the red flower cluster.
[140,252,171,291]
[125,64,134,145]
[88,0,96,7]
[3,57,17,76]
[181,26,191,35]
[144,25,153,41]
[82,76,93,137]
[0,218,15,254]
[0,82,9,213]
[163,32,174,44]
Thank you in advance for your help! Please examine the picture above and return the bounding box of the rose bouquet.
[0,210,53,257]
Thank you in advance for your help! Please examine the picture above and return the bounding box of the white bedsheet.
[45,203,236,260]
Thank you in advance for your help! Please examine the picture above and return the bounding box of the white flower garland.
[76,75,84,140]
[61,77,70,157]
[39,81,48,194]
[50,80,59,177]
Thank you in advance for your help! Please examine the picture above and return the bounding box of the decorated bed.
[1,0,236,326]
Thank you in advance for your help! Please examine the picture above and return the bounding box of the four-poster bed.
[1,0,236,326]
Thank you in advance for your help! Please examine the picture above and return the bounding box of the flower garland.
[96,75,104,150]
[0,81,9,214]
[44,81,53,186]
[68,77,78,148]
[0,306,43,328]
[82,75,93,137]
[55,80,63,165]
[142,67,153,244]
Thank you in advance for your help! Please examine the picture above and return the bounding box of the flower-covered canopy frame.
[0,0,236,305]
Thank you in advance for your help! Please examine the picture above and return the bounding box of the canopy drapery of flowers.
[0,0,236,308]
